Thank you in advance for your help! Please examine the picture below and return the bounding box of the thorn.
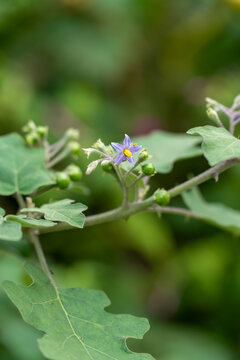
[213,172,219,182]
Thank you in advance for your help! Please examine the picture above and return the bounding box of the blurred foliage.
[1,0,240,358]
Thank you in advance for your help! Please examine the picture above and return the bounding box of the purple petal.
[123,134,131,148]
[115,152,126,165]
[129,145,142,154]
[111,142,124,152]
[127,156,135,165]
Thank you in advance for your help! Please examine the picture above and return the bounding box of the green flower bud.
[154,188,170,206]
[101,160,113,172]
[66,128,80,140]
[139,150,149,162]
[67,165,82,181]
[25,132,39,146]
[55,172,70,189]
[36,126,48,137]
[141,163,155,176]
[68,141,81,155]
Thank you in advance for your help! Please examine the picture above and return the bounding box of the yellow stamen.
[123,148,132,157]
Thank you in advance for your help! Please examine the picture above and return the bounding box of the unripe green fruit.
[56,172,70,189]
[66,128,80,140]
[141,163,155,176]
[101,160,113,172]
[154,188,170,206]
[139,150,149,161]
[36,126,48,136]
[67,165,82,181]
[25,132,39,146]
[68,141,81,155]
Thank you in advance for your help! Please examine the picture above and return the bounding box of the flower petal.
[123,134,131,148]
[127,156,135,165]
[115,152,126,165]
[129,145,142,154]
[111,142,124,152]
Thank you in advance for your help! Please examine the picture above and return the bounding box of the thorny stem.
[39,157,240,234]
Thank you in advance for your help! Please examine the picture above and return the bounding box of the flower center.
[123,148,132,157]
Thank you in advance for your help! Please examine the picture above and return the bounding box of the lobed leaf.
[21,199,88,229]
[187,125,240,166]
[182,187,240,234]
[0,133,53,196]
[3,263,155,360]
[134,130,202,173]
[6,215,56,228]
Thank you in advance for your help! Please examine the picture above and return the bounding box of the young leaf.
[6,215,56,228]
[134,131,202,173]
[182,187,240,234]
[0,133,53,195]
[187,125,240,166]
[3,263,155,360]
[21,199,88,229]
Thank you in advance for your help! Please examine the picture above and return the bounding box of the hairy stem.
[29,229,57,288]
[114,165,129,207]
[39,158,240,234]
[15,192,26,210]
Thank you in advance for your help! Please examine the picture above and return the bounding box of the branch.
[39,157,240,234]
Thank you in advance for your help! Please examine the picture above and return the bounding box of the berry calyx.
[25,132,39,146]
[154,188,170,206]
[141,163,155,176]
[139,150,149,162]
[68,141,81,155]
[55,172,70,189]
[36,126,48,137]
[101,160,113,172]
[66,165,82,181]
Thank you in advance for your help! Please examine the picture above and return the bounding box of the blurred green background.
[1,0,240,359]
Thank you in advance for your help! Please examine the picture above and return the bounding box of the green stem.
[29,229,57,287]
[168,158,238,198]
[127,174,144,190]
[114,165,129,207]
[15,192,26,210]
[39,158,240,234]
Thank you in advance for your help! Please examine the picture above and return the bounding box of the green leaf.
[6,215,56,228]
[21,199,88,229]
[182,187,240,234]
[0,208,22,241]
[0,133,53,196]
[134,130,202,173]
[187,125,240,166]
[0,220,22,241]
[3,263,154,360]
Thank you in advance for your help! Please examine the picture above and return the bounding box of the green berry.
[139,150,149,162]
[101,160,113,172]
[55,172,70,189]
[141,163,155,176]
[67,165,82,181]
[68,141,81,155]
[66,128,80,140]
[36,126,48,137]
[154,188,170,206]
[25,132,39,146]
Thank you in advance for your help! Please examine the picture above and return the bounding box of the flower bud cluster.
[23,121,48,146]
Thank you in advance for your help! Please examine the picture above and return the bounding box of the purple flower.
[111,134,142,165]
